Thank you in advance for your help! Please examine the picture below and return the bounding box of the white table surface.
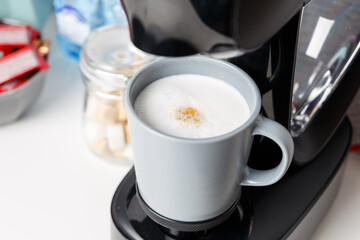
[0,15,359,240]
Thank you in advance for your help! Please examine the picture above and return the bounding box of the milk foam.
[134,74,251,139]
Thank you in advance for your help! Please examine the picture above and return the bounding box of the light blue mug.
[125,56,294,223]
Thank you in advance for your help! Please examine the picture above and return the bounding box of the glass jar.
[80,24,156,163]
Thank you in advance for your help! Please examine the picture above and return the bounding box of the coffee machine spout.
[120,0,304,57]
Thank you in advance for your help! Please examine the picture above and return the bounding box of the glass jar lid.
[80,24,156,93]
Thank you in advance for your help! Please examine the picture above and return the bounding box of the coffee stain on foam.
[173,106,204,128]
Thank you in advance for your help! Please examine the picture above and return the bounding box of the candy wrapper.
[0,46,11,58]
[0,25,38,48]
[0,23,49,94]
[0,79,28,92]
[0,46,48,86]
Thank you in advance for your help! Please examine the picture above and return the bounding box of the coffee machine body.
[111,0,360,239]
[121,0,360,164]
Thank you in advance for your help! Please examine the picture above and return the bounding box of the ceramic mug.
[125,56,294,223]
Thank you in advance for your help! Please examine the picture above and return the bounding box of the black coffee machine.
[111,0,360,239]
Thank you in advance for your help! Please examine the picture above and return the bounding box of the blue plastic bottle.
[102,0,128,26]
[54,0,128,59]
[53,0,104,59]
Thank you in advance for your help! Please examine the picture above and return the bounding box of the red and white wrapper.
[0,87,7,93]
[0,46,11,58]
[0,25,29,47]
[0,25,39,48]
[0,46,49,86]
[0,79,28,93]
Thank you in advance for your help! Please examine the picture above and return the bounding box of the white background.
[0,15,359,240]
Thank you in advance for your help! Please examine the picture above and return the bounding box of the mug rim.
[126,56,261,143]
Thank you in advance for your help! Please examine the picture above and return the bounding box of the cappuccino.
[134,74,250,138]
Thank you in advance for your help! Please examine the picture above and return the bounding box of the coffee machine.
[111,0,360,239]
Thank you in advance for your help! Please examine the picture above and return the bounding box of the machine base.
[135,183,242,232]
[111,118,352,240]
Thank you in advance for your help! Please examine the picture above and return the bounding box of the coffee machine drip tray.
[135,183,244,232]
[111,118,352,240]
[112,168,252,240]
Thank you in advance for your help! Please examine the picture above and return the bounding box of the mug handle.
[241,115,294,186]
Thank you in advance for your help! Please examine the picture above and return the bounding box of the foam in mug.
[134,74,250,139]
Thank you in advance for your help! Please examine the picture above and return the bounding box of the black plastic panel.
[121,0,304,55]
[293,50,360,164]
[247,117,351,239]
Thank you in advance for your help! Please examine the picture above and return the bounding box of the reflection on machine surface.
[292,0,360,137]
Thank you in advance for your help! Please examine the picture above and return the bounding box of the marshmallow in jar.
[80,24,156,163]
